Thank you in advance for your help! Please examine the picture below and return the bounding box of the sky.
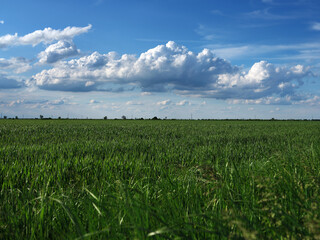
[0,0,320,119]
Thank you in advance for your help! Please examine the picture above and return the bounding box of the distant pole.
[191,113,192,120]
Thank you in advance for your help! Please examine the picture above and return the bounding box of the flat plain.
[0,119,319,239]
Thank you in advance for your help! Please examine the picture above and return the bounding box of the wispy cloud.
[0,24,91,48]
[245,8,296,20]
[195,24,217,41]
[0,97,74,109]
[261,0,313,6]
[126,101,144,106]
[211,10,225,16]
[228,95,320,106]
[206,42,320,61]
[311,22,320,31]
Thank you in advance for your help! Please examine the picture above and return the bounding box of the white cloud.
[126,101,143,105]
[38,40,80,64]
[29,41,313,104]
[0,20,4,24]
[90,99,100,104]
[195,24,217,40]
[0,33,18,48]
[0,24,91,48]
[228,94,320,106]
[0,57,31,73]
[207,42,320,61]
[31,41,236,92]
[311,22,320,31]
[176,100,190,106]
[213,61,309,99]
[298,95,320,106]
[1,97,71,108]
[245,8,295,20]
[157,99,171,106]
[141,92,152,96]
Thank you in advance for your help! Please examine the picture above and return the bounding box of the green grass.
[0,119,319,239]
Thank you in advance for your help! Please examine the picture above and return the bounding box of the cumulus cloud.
[0,24,91,48]
[0,57,31,73]
[211,61,310,99]
[0,33,18,48]
[31,41,236,92]
[30,41,313,103]
[38,40,80,64]
[0,73,23,89]
[0,20,4,24]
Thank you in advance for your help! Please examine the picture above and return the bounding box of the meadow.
[0,119,319,239]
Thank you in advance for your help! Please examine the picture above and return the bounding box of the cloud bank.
[0,24,91,48]
[30,41,313,103]
[31,41,237,92]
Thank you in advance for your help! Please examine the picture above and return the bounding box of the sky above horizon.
[1,0,320,119]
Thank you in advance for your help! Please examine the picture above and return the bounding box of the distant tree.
[40,115,44,120]
[121,115,126,120]
[15,116,18,119]
[58,116,61,120]
[104,116,108,120]
[152,116,159,120]
[3,116,7,119]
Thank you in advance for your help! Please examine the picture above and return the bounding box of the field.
[0,119,320,239]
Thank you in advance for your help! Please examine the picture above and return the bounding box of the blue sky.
[0,0,319,119]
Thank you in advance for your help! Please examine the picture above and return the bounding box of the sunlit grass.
[0,119,319,239]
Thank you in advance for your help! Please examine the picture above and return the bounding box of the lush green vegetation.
[1,119,319,239]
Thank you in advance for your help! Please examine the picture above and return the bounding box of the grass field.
[0,119,319,239]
